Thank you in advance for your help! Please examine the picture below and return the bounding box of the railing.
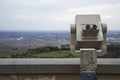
[0,58,120,74]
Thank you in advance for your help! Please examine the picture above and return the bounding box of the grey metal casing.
[70,15,107,56]
[76,15,103,49]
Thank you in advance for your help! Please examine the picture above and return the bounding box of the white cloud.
[0,0,120,31]
[50,3,120,30]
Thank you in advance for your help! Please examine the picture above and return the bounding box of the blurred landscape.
[0,30,120,58]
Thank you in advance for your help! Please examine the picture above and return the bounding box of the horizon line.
[0,30,120,32]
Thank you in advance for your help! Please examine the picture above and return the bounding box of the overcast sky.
[0,0,120,31]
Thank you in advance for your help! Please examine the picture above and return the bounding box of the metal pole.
[80,48,97,80]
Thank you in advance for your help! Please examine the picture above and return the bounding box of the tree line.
[14,44,120,58]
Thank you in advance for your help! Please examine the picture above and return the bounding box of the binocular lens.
[92,25,97,30]
[86,25,90,30]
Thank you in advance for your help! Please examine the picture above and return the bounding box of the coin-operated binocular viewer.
[70,15,107,80]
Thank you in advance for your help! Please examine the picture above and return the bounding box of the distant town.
[0,31,70,50]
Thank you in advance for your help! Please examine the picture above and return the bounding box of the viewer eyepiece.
[92,25,97,30]
[86,25,90,30]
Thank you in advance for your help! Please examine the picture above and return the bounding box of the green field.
[0,49,26,55]
[0,49,75,58]
[32,50,74,58]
